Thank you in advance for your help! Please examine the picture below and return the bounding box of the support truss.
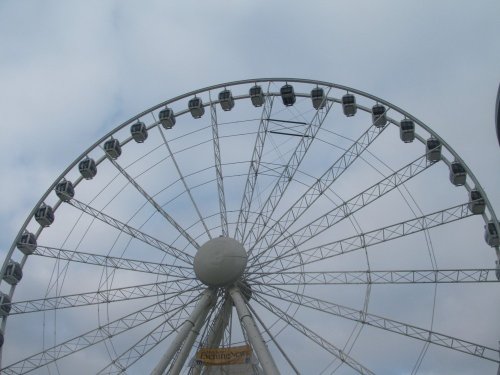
[209,98,228,236]
[34,246,192,278]
[67,197,193,265]
[250,154,436,269]
[157,125,213,241]
[235,90,274,242]
[9,279,197,315]
[97,299,193,374]
[1,291,200,374]
[250,122,388,257]
[253,294,376,375]
[250,268,500,285]
[251,202,474,272]
[105,155,200,249]
[244,90,334,251]
[255,285,500,363]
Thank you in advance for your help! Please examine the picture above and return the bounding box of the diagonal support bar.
[105,155,200,249]
[34,245,192,278]
[256,284,500,363]
[67,197,193,265]
[254,294,376,375]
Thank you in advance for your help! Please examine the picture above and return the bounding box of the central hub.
[193,237,248,287]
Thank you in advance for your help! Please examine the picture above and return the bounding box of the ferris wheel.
[0,78,499,374]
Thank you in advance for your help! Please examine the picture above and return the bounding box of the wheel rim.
[1,78,499,374]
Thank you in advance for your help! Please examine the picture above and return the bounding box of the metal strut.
[229,286,280,375]
[151,288,215,375]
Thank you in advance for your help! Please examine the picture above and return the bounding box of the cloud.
[1,1,499,374]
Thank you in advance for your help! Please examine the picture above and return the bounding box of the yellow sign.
[195,345,252,366]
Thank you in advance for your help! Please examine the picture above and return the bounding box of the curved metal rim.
[1,78,499,364]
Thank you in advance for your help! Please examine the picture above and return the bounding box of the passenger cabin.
[0,293,11,316]
[426,138,442,162]
[449,162,466,186]
[219,89,235,111]
[104,138,122,159]
[3,261,23,285]
[342,93,356,117]
[485,221,500,247]
[17,231,37,255]
[131,121,148,143]
[188,97,205,119]
[280,84,296,106]
[249,85,264,107]
[159,107,176,129]
[311,87,326,110]
[372,104,387,128]
[79,157,97,179]
[55,179,75,202]
[468,189,485,214]
[400,119,415,143]
[35,203,54,227]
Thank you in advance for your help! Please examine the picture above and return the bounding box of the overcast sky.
[0,1,499,374]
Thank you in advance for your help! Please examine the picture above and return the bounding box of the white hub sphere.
[194,237,248,287]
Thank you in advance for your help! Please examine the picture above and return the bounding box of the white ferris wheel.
[0,78,499,374]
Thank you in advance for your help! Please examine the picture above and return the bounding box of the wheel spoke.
[157,124,213,240]
[255,284,500,363]
[249,120,389,260]
[243,89,334,251]
[67,197,194,265]
[104,154,200,249]
[250,268,500,285]
[209,96,228,237]
[252,293,376,375]
[0,290,201,374]
[249,154,437,271]
[250,202,474,273]
[34,245,192,278]
[9,279,198,315]
[235,87,274,242]
[97,290,199,374]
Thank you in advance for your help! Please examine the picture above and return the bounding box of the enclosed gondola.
[188,97,205,119]
[468,189,485,214]
[484,221,499,247]
[249,85,264,107]
[400,119,415,143]
[311,87,326,110]
[3,261,22,285]
[159,107,176,129]
[0,293,11,316]
[104,138,122,159]
[280,84,296,106]
[131,121,148,143]
[55,179,75,202]
[17,230,37,255]
[35,203,54,227]
[78,157,97,179]
[219,89,235,111]
[426,137,442,162]
[342,93,356,117]
[372,104,387,128]
[449,161,466,186]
